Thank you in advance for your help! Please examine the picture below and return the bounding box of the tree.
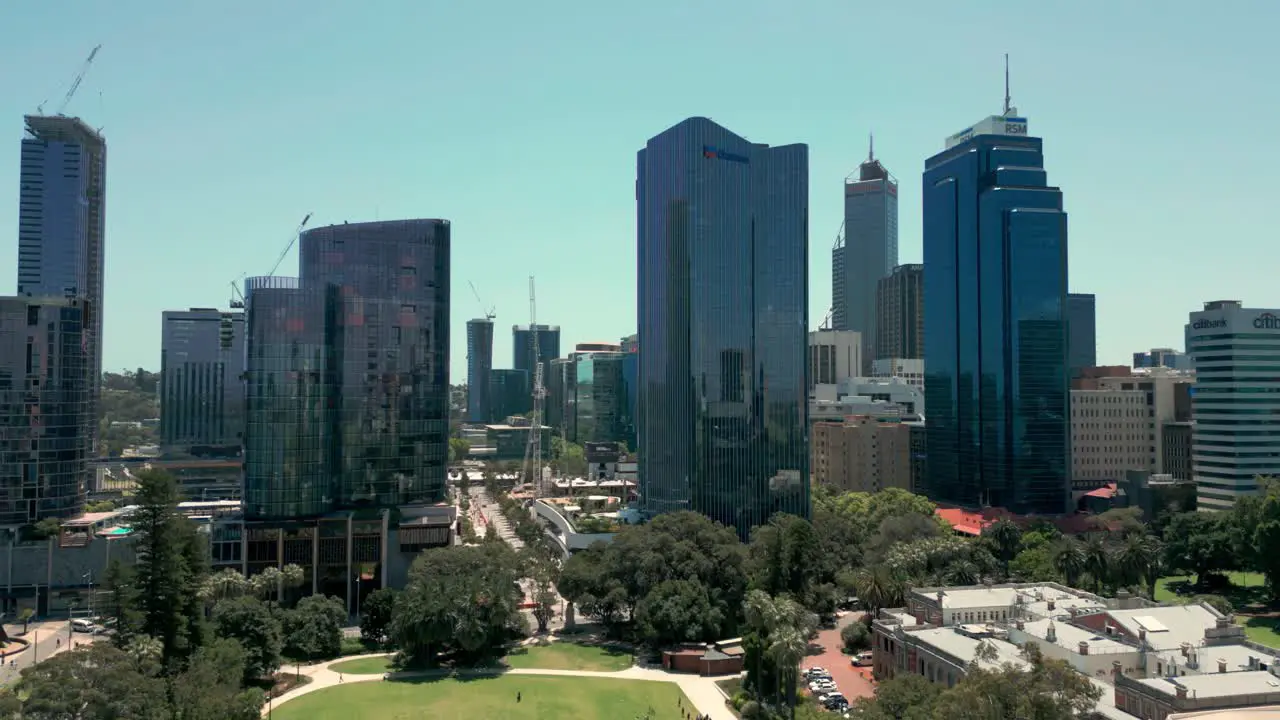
[282,594,345,661]
[634,579,722,647]
[17,607,34,634]
[360,588,399,645]
[212,596,284,681]
[101,560,142,647]
[131,469,207,669]
[202,568,251,605]
[558,511,747,637]
[391,543,525,665]
[840,621,870,653]
[15,643,168,719]
[169,638,265,720]
[929,644,1102,720]
[1052,538,1086,588]
[1164,511,1235,585]
[449,437,471,462]
[852,566,904,620]
[741,590,816,715]
[249,564,305,603]
[550,437,588,477]
[1081,533,1113,593]
[844,673,941,720]
[980,519,1022,576]
[748,514,829,615]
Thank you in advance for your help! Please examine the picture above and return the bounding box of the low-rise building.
[873,582,1280,720]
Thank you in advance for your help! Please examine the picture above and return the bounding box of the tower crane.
[467,281,496,321]
[38,44,102,116]
[819,307,834,330]
[267,213,314,277]
[522,276,547,495]
[228,213,313,309]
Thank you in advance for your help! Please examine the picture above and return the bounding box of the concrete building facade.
[808,329,861,391]
[811,416,912,493]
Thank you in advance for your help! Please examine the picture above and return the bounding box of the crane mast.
[522,277,546,495]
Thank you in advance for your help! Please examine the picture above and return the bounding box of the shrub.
[740,700,764,719]
[841,621,870,653]
[731,691,749,710]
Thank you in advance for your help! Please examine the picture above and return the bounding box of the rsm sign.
[702,145,750,164]
[944,115,1029,148]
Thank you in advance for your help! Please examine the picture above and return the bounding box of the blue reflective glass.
[637,118,809,537]
[922,131,1070,514]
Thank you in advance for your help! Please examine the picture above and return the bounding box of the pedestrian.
[339,673,344,683]
[517,691,522,703]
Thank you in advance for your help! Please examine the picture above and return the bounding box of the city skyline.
[4,3,1269,383]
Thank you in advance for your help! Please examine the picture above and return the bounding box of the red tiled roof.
[1083,483,1118,499]
[934,505,1122,537]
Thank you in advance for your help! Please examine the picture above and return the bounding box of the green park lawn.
[1155,572,1280,646]
[504,642,634,672]
[272,675,690,720]
[328,655,395,675]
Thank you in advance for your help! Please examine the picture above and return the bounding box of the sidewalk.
[0,620,81,684]
[263,653,737,720]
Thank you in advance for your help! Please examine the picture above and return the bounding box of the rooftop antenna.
[868,131,875,162]
[1003,53,1017,116]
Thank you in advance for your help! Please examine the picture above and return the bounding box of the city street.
[0,620,96,683]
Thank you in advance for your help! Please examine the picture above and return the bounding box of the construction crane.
[38,44,102,116]
[819,306,834,330]
[522,276,547,495]
[227,213,312,309]
[267,213,313,277]
[467,281,496,321]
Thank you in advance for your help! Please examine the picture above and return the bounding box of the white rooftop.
[1020,618,1133,655]
[1107,604,1220,651]
[1140,671,1280,700]
[928,584,1100,612]
[910,627,1027,671]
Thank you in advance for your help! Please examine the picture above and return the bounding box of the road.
[805,612,876,703]
[0,620,98,684]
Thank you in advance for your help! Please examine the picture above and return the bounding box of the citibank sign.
[1192,318,1227,330]
[1255,313,1280,329]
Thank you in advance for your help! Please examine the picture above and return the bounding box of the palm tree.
[1082,534,1113,593]
[1053,538,1086,588]
[854,566,904,619]
[768,626,809,718]
[984,519,1023,576]
[947,559,980,586]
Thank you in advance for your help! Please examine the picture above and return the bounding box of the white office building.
[808,330,860,390]
[872,357,923,393]
[1186,300,1280,510]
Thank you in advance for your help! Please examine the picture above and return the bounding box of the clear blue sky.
[1,1,1275,380]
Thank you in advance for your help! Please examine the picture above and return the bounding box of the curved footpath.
[264,653,736,720]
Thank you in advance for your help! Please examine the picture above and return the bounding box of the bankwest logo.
[702,145,750,164]
[1255,313,1280,330]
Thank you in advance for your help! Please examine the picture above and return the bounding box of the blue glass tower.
[922,113,1070,515]
[637,117,810,537]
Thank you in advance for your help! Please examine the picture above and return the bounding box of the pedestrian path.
[264,653,737,720]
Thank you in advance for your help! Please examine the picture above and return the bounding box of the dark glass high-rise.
[922,113,1070,515]
[637,117,810,537]
[243,220,450,520]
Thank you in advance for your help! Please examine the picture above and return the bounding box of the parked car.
[852,650,874,667]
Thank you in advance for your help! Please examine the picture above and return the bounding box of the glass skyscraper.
[17,116,106,457]
[466,318,494,422]
[0,297,89,524]
[922,113,1070,515]
[160,308,245,452]
[1066,292,1097,376]
[513,325,560,384]
[637,117,810,537]
[832,145,898,371]
[243,220,451,521]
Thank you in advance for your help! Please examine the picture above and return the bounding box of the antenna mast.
[1003,53,1016,116]
[868,132,875,162]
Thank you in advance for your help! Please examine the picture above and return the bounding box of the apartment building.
[811,416,912,493]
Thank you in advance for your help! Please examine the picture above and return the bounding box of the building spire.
[1003,53,1015,116]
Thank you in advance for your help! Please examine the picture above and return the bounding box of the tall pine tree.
[131,469,207,669]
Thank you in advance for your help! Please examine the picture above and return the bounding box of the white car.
[809,682,836,693]
[803,666,828,677]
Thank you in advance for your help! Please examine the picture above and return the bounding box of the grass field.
[272,675,690,720]
[328,656,395,675]
[504,642,633,672]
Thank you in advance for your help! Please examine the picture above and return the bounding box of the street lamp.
[81,572,93,620]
